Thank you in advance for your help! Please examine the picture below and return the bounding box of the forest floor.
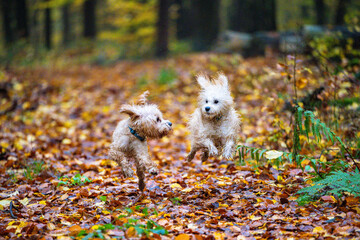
[0,53,359,239]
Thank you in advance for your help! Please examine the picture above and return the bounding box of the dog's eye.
[156,117,161,122]
[214,100,219,104]
[205,100,208,103]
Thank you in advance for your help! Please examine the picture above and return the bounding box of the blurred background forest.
[0,0,360,66]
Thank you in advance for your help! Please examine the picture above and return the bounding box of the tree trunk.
[174,0,192,40]
[156,0,169,57]
[192,0,220,51]
[335,0,349,25]
[83,0,96,38]
[44,3,52,49]
[62,4,70,46]
[229,0,276,33]
[1,0,14,45]
[314,0,326,25]
[14,0,29,39]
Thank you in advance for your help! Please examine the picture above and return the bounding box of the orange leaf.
[126,227,137,238]
[68,225,82,235]
[175,234,191,240]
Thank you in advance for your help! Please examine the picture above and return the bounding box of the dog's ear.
[197,75,211,89]
[120,105,139,119]
[136,90,149,105]
[216,73,229,89]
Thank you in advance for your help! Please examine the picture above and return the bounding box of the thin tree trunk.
[15,0,29,39]
[229,0,276,33]
[83,0,96,38]
[1,0,14,45]
[174,0,192,40]
[30,7,40,56]
[335,0,349,25]
[44,3,52,49]
[62,4,70,46]
[156,0,169,57]
[192,0,220,51]
[314,0,326,25]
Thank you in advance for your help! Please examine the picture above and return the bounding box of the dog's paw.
[148,167,159,176]
[208,147,218,157]
[222,151,233,160]
[122,168,134,178]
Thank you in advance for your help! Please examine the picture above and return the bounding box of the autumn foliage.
[0,53,360,239]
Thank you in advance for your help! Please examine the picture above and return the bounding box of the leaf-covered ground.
[1,54,359,239]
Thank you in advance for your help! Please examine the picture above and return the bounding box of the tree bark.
[62,4,70,46]
[83,0,96,39]
[15,0,29,39]
[156,0,169,57]
[1,0,14,45]
[314,0,326,25]
[229,0,276,33]
[174,0,192,40]
[335,0,349,25]
[44,3,52,49]
[192,0,220,51]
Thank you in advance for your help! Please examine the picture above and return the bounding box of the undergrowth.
[78,205,168,239]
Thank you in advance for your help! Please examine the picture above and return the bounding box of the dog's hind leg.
[109,147,133,178]
[201,150,209,162]
[187,147,199,162]
[134,158,146,191]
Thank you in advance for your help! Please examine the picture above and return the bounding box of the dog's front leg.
[222,139,235,159]
[204,139,218,157]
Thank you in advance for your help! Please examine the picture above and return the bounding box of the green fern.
[297,170,360,205]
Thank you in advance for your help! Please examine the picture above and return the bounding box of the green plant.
[171,197,181,205]
[24,161,44,180]
[297,170,360,206]
[157,68,177,85]
[79,206,167,239]
[77,224,115,239]
[99,196,107,202]
[57,173,92,187]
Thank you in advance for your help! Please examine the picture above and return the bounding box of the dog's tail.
[136,90,149,105]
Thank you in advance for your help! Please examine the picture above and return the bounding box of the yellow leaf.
[62,138,72,144]
[175,234,191,240]
[47,223,56,230]
[0,199,11,209]
[91,225,100,230]
[214,232,225,240]
[170,183,183,189]
[39,200,47,205]
[19,198,30,206]
[340,82,351,88]
[181,187,193,193]
[296,77,308,89]
[301,159,310,168]
[264,150,283,160]
[313,226,325,233]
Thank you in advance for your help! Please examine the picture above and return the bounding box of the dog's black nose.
[168,121,172,126]
[205,107,210,112]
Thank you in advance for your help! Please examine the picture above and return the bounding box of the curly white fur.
[187,73,241,162]
[109,91,172,191]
